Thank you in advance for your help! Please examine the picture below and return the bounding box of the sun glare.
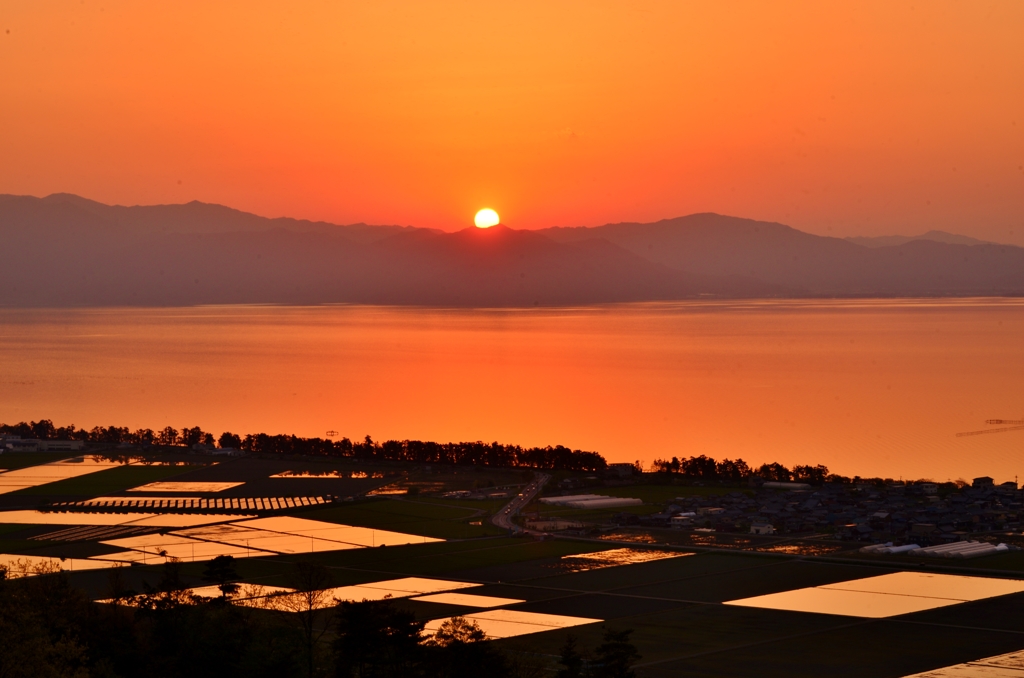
[474,209,500,228]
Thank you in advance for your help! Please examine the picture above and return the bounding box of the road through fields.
[492,473,550,534]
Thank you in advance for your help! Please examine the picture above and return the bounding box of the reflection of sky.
[101,533,277,561]
[0,511,440,573]
[232,516,442,548]
[0,455,129,494]
[557,547,687,572]
[725,572,1024,618]
[6,302,1024,480]
[256,577,480,611]
[177,523,362,555]
[0,553,125,577]
[424,609,601,639]
[97,517,441,562]
[411,592,524,607]
[0,510,254,527]
[903,649,1024,677]
[128,481,242,492]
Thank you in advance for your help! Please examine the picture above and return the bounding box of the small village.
[527,471,1024,556]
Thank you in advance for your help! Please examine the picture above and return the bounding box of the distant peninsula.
[2,193,1023,307]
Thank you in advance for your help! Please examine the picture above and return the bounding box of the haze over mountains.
[1,193,1022,307]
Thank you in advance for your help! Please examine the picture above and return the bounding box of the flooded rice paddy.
[552,547,689,572]
[0,455,130,494]
[4,301,1024,480]
[127,481,243,492]
[424,609,602,639]
[411,592,525,607]
[725,572,1024,618]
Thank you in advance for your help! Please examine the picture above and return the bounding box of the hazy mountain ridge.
[539,214,1024,296]
[0,195,772,306]
[1,194,1021,306]
[845,230,993,248]
[0,192,429,243]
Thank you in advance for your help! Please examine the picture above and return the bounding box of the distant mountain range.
[1,193,1022,306]
[844,231,993,248]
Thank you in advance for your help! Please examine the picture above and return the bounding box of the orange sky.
[2,1,1023,242]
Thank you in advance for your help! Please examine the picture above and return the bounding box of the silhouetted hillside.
[845,230,993,248]
[0,195,769,306]
[1,195,1022,306]
[540,214,1024,296]
[0,192,426,242]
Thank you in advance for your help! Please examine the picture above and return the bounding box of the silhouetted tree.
[278,562,335,677]
[333,599,425,677]
[679,455,718,479]
[716,458,751,481]
[0,566,91,678]
[556,635,586,678]
[133,427,156,445]
[792,464,829,484]
[425,616,510,678]
[203,555,240,598]
[2,417,609,471]
[30,418,57,439]
[156,426,180,446]
[591,628,640,678]
[757,462,791,482]
[181,426,211,447]
[219,431,243,448]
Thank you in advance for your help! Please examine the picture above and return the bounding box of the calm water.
[1,300,1022,482]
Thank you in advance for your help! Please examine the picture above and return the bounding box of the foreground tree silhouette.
[425,616,511,678]
[591,628,641,678]
[277,562,335,677]
[557,635,586,678]
[333,598,425,677]
[0,564,91,678]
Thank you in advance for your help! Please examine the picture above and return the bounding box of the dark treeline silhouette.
[0,419,607,472]
[652,454,892,486]
[557,631,641,678]
[0,558,546,678]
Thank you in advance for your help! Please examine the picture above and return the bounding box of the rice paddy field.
[3,450,1024,676]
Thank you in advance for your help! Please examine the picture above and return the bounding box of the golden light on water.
[724,572,1024,618]
[474,208,500,228]
[555,548,687,572]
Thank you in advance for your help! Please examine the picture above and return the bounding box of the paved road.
[491,473,550,534]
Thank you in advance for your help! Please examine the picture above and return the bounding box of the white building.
[1,438,83,452]
[670,513,697,529]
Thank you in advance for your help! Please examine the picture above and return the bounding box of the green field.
[529,484,749,522]
[600,483,750,502]
[12,464,196,496]
[402,467,532,492]
[53,535,1024,678]
[189,537,608,589]
[531,501,662,521]
[301,497,506,539]
[408,496,509,514]
[8,455,1024,678]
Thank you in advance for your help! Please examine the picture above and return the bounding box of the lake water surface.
[1,300,1022,482]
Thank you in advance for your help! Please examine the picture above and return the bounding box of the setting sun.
[474,209,500,228]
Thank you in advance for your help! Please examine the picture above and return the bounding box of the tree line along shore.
[0,419,605,472]
[1,419,968,488]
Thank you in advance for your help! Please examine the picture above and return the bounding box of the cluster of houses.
[0,435,84,453]
[612,476,1020,544]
